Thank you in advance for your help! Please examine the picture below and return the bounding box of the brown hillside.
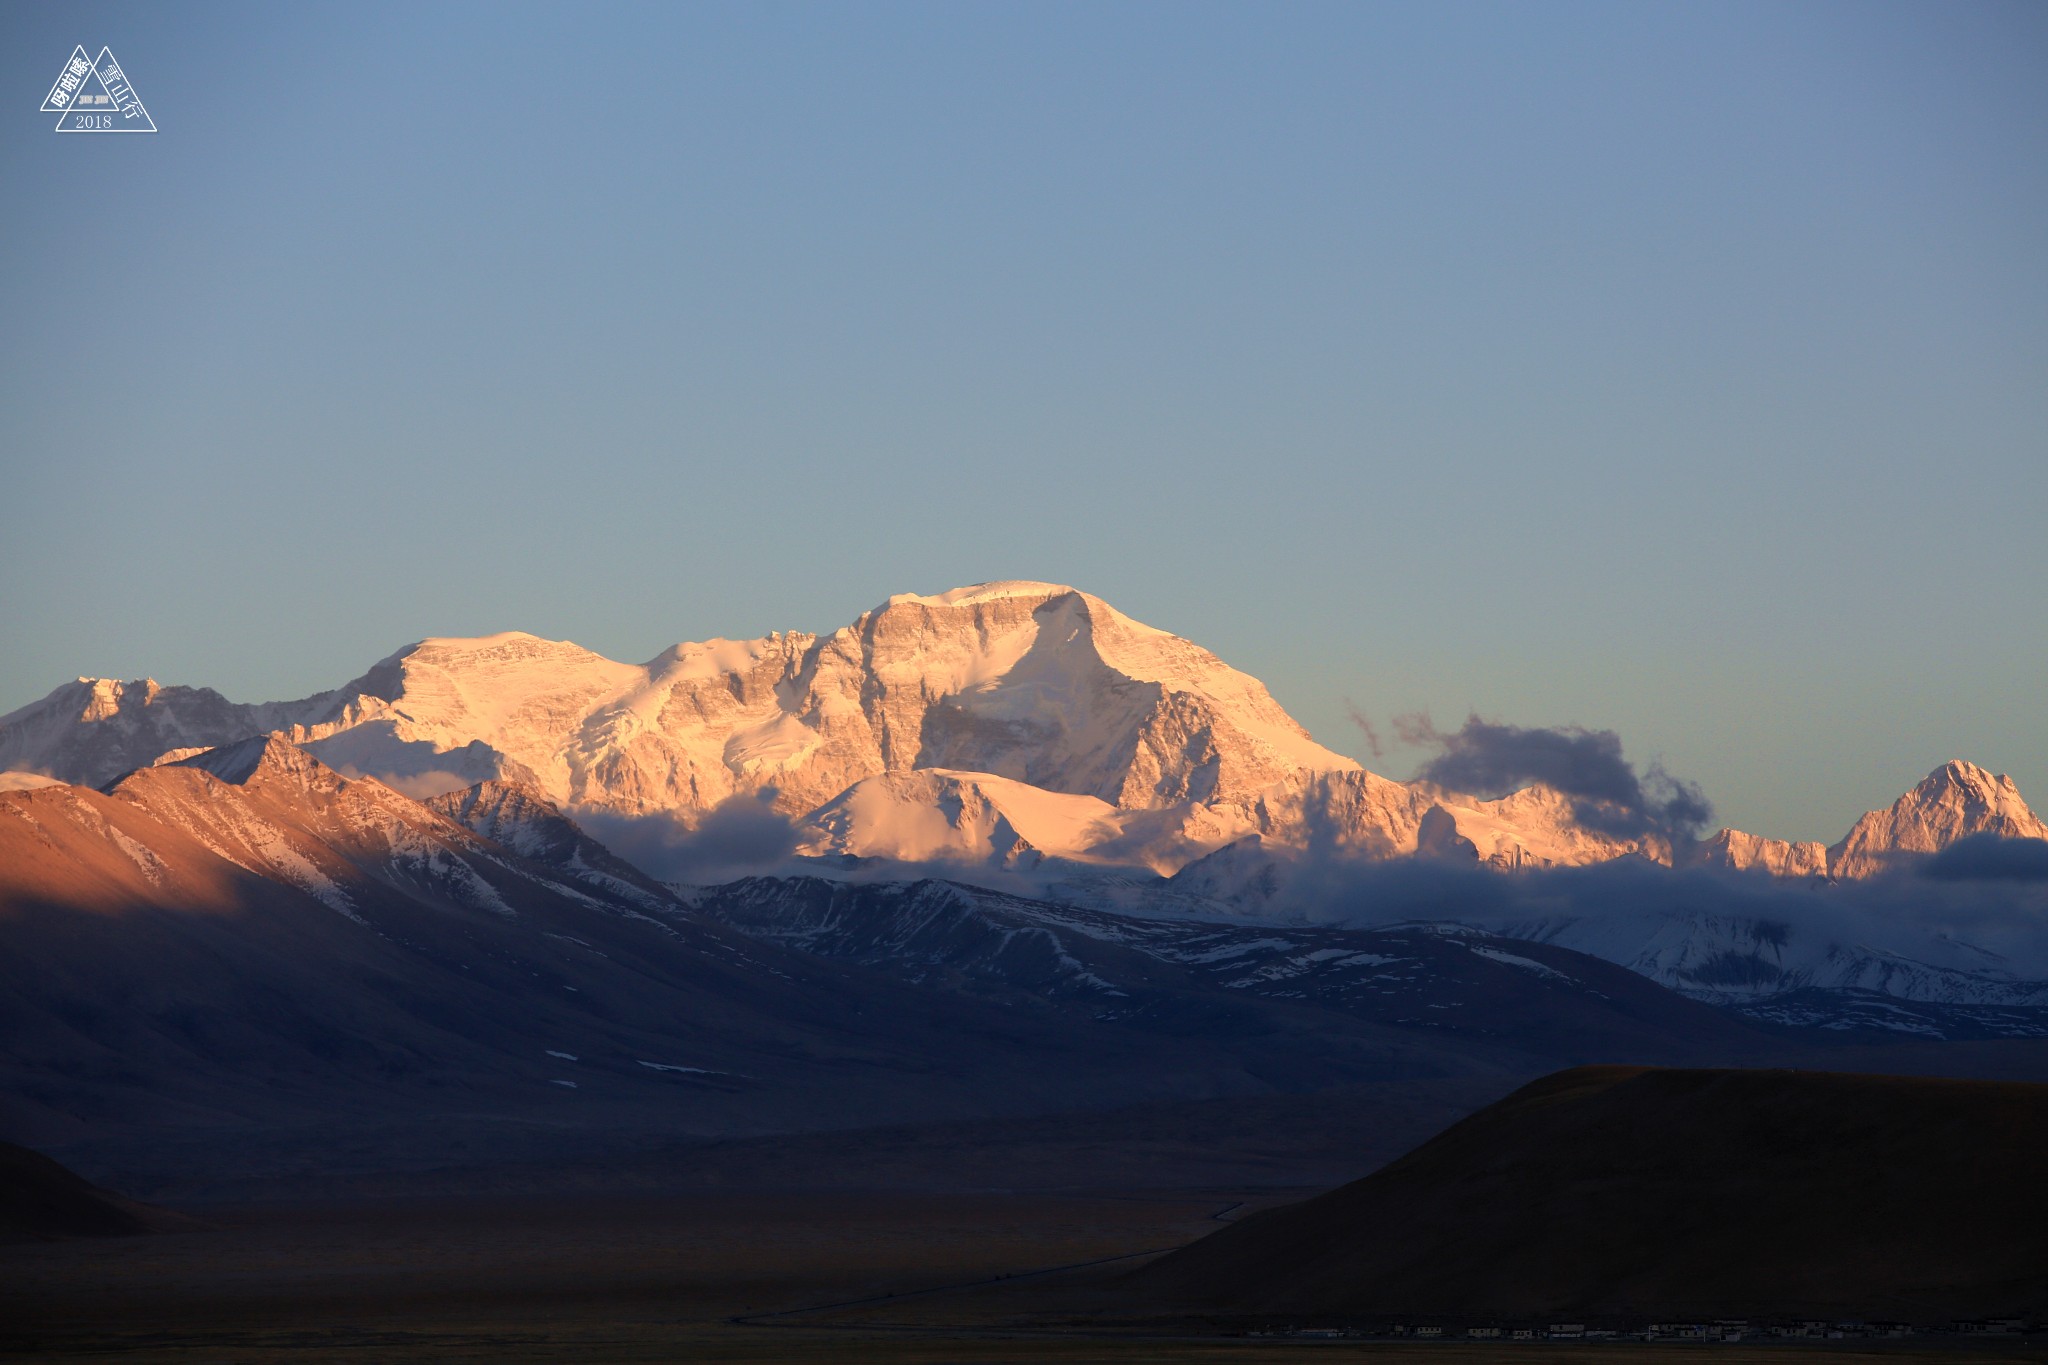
[0,1142,189,1240]
[1127,1066,2048,1322]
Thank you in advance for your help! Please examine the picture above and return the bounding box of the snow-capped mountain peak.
[5,592,2044,904]
[0,583,1361,827]
[1828,760,2048,879]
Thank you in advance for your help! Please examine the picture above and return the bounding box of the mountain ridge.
[3,584,2041,889]
[8,733,1795,1200]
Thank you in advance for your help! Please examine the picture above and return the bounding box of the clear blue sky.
[2,1,2043,842]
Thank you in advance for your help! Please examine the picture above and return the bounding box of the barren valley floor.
[4,1187,2041,1364]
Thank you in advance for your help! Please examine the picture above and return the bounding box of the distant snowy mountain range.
[3,580,2045,1031]
[6,581,2039,876]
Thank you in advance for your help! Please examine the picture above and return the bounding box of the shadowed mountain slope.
[694,877,1775,1065]
[1127,1065,2048,1323]
[2,742,1413,1192]
[4,740,1644,1198]
[8,735,2048,1202]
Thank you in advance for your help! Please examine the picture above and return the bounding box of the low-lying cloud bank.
[575,792,804,886]
[338,766,475,800]
[1270,838,2048,982]
[1922,833,2048,883]
[562,799,2048,987]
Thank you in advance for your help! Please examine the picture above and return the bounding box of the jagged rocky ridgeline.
[3,581,2042,882]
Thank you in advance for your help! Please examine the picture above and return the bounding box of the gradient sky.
[2,1,2043,843]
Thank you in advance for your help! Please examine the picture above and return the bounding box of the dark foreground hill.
[1126,1065,2048,1324]
[0,1142,187,1240]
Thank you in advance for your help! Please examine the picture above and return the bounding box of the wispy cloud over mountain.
[1398,713,1713,843]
